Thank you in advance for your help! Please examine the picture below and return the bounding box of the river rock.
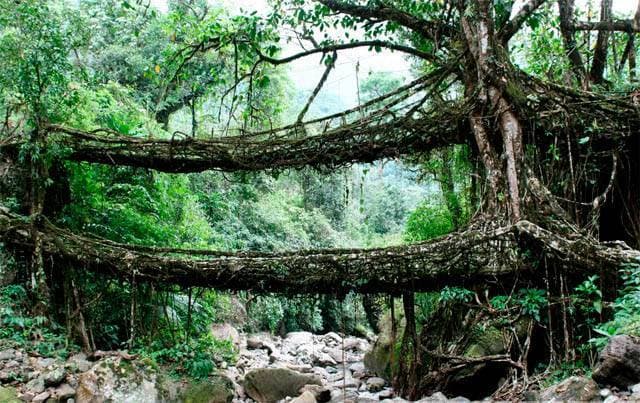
[419,392,448,402]
[286,332,315,349]
[344,337,368,353]
[52,383,76,401]
[323,332,342,345]
[299,384,331,403]
[33,391,50,403]
[179,379,234,403]
[35,358,55,369]
[364,310,403,381]
[366,376,385,392]
[0,350,15,361]
[378,388,394,399]
[312,366,330,380]
[211,323,241,348]
[291,391,318,403]
[604,396,622,403]
[67,353,92,373]
[243,368,321,403]
[25,376,45,394]
[44,366,66,386]
[593,335,640,388]
[247,334,276,355]
[312,351,337,366]
[76,357,159,403]
[329,388,359,402]
[540,376,600,402]
[3,360,18,369]
[225,295,248,326]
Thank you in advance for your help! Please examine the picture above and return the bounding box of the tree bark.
[590,0,613,83]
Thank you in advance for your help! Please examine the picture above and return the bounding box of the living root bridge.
[47,111,467,173]
[0,208,637,294]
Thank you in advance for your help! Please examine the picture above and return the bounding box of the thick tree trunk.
[29,129,50,316]
[462,0,525,222]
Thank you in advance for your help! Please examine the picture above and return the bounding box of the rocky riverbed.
[0,327,460,403]
[226,329,401,402]
[1,331,640,402]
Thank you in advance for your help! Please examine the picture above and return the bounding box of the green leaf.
[593,300,602,314]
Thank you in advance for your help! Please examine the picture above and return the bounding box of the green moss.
[0,386,20,403]
[505,80,529,106]
[182,379,234,403]
[464,326,505,358]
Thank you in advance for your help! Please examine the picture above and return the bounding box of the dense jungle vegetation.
[0,0,639,401]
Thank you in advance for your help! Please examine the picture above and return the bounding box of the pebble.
[600,388,612,398]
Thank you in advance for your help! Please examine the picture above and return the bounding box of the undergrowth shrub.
[0,284,71,357]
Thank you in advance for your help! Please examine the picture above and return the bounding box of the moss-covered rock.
[76,357,158,402]
[181,378,234,403]
[463,326,505,358]
[540,376,600,401]
[363,307,405,381]
[243,368,321,403]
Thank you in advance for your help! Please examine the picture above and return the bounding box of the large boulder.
[539,376,600,402]
[76,357,158,403]
[211,323,241,349]
[445,326,512,399]
[180,379,234,403]
[593,335,640,388]
[364,310,404,381]
[243,368,322,403]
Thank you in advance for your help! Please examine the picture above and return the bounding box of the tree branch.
[499,0,549,42]
[315,0,454,42]
[257,40,440,65]
[575,19,640,33]
[296,51,337,124]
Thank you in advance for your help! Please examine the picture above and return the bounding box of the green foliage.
[439,287,474,304]
[247,296,286,333]
[139,333,235,379]
[539,361,591,388]
[63,164,213,247]
[405,201,454,242]
[489,295,510,311]
[590,263,640,348]
[574,275,603,321]
[517,289,547,322]
[319,293,370,335]
[248,295,324,333]
[489,289,547,322]
[0,0,81,125]
[415,292,439,326]
[0,285,70,357]
[360,72,404,102]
